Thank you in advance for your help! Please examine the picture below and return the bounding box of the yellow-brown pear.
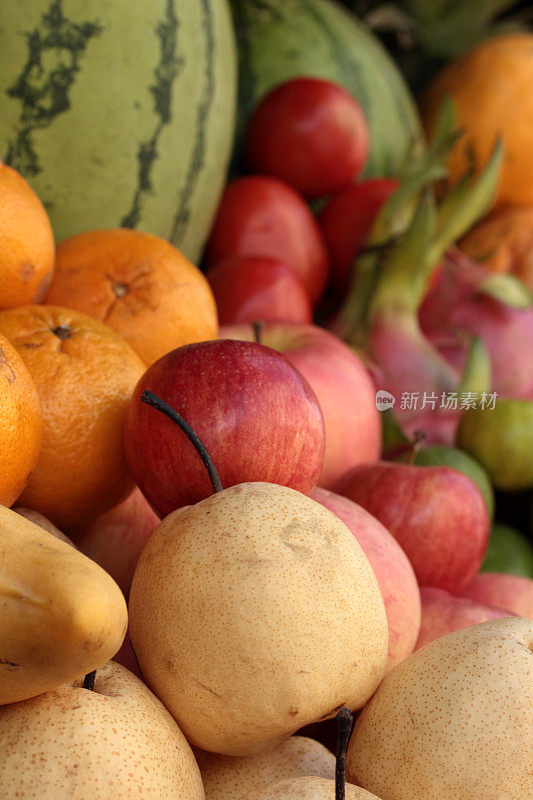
[347,616,533,800]
[237,777,383,799]
[129,481,388,756]
[0,504,127,704]
[196,735,335,800]
[0,661,204,799]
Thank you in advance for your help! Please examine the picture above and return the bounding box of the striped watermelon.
[230,0,423,177]
[0,0,237,262]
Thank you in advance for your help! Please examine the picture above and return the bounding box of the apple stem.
[140,390,223,494]
[335,706,353,800]
[408,430,427,465]
[83,670,96,691]
[252,320,263,344]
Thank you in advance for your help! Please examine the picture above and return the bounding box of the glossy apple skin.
[124,340,325,516]
[206,256,312,325]
[244,77,369,199]
[204,176,329,302]
[220,322,381,489]
[312,487,420,672]
[71,487,160,599]
[333,462,490,594]
[461,573,533,619]
[416,586,509,650]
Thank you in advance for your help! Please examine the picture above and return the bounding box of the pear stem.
[140,390,223,494]
[336,706,353,800]
[82,670,96,691]
[252,320,263,344]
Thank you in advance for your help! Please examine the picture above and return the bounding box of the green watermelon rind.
[230,0,424,178]
[1,0,237,262]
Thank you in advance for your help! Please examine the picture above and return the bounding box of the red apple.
[312,487,421,671]
[220,322,381,489]
[204,176,329,302]
[461,573,533,619]
[416,586,509,650]
[333,462,490,594]
[206,255,312,325]
[124,339,325,516]
[70,487,160,599]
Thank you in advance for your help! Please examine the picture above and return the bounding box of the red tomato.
[318,178,399,295]
[244,77,369,199]
[205,176,329,303]
[207,255,312,325]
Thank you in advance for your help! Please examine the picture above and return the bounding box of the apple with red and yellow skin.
[207,256,312,326]
[415,586,510,650]
[220,323,380,489]
[333,462,489,594]
[461,572,533,619]
[312,487,420,672]
[70,487,160,599]
[124,339,325,516]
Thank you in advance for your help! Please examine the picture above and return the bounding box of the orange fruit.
[422,33,533,210]
[0,164,55,309]
[0,306,145,530]
[45,228,218,367]
[459,205,533,292]
[0,334,42,506]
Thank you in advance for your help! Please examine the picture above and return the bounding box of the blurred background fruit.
[481,522,533,578]
[422,33,533,210]
[230,0,423,177]
[0,164,54,310]
[459,205,533,291]
[457,398,533,490]
[244,77,369,198]
[0,334,42,506]
[46,229,218,367]
[0,306,144,529]
[0,0,237,260]
[205,176,329,303]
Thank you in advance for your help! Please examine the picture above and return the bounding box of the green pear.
[0,504,127,705]
[482,523,533,578]
[346,617,532,800]
[129,481,388,756]
[0,661,204,799]
[457,398,533,490]
[196,735,335,800]
[236,776,382,799]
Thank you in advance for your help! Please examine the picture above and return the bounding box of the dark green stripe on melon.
[1,0,237,262]
[5,0,102,180]
[121,0,182,230]
[230,0,423,178]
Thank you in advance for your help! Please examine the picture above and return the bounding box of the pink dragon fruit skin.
[420,250,533,400]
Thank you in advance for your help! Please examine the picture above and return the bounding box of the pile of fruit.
[1,1,532,798]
